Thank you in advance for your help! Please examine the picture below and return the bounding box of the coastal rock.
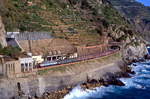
[122,42,147,63]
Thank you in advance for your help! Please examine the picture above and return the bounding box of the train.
[39,58,78,67]
[38,49,120,68]
[40,61,58,67]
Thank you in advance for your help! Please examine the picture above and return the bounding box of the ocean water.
[64,60,150,99]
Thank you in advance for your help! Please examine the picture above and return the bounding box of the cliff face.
[122,38,147,63]
[0,16,7,47]
[108,0,150,42]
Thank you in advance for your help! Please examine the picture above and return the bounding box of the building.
[0,55,21,78]
[19,56,34,72]
[0,54,38,78]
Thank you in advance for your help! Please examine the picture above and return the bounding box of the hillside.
[0,0,147,61]
[0,0,131,46]
[108,0,150,42]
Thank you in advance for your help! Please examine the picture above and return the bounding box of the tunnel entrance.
[110,45,120,50]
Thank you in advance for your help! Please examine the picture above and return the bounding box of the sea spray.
[64,60,150,99]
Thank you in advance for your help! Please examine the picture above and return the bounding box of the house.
[0,53,39,78]
[0,55,21,78]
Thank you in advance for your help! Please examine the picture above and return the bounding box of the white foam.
[64,61,150,99]
[64,86,115,99]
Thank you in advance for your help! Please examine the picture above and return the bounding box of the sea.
[63,60,150,99]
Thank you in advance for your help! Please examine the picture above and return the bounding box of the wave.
[64,61,150,99]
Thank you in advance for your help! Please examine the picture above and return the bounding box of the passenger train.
[39,58,77,67]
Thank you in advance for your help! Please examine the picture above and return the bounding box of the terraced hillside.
[0,0,133,46]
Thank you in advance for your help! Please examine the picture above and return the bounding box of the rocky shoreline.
[31,63,136,99]
[10,56,146,99]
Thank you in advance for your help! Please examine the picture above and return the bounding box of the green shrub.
[0,46,21,57]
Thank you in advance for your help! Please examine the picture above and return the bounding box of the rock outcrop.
[108,0,150,42]
[122,42,147,63]
[0,16,7,47]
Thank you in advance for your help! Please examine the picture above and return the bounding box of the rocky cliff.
[0,16,7,47]
[108,0,150,42]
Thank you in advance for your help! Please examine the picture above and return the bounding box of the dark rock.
[88,79,98,84]
[130,71,136,74]
[145,54,150,59]
[121,72,131,78]
[106,78,125,86]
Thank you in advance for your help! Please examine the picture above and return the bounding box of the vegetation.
[0,0,57,31]
[0,0,134,45]
[101,5,128,25]
[0,44,21,57]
